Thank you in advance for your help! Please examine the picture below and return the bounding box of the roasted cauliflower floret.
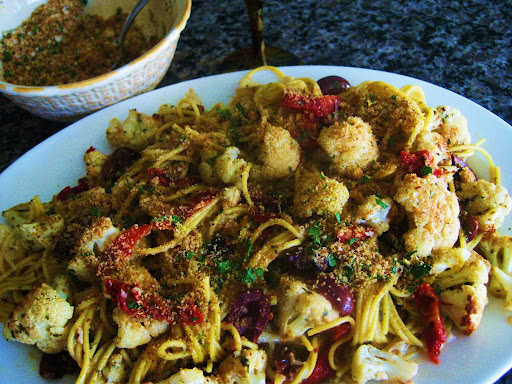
[430,105,471,146]
[199,146,248,186]
[351,344,418,384]
[217,348,267,384]
[394,173,460,257]
[68,217,119,282]
[16,213,65,250]
[97,353,129,384]
[153,368,218,384]
[429,247,471,275]
[275,276,339,341]
[478,234,512,310]
[249,123,301,181]
[106,109,164,151]
[4,283,74,353]
[84,148,109,184]
[317,116,379,178]
[412,130,450,166]
[355,194,394,235]
[293,164,349,219]
[436,251,491,334]
[457,179,512,233]
[112,307,170,349]
[440,284,487,335]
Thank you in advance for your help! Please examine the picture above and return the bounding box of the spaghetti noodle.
[1,67,512,384]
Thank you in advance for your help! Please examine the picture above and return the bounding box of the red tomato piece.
[400,150,444,177]
[56,178,89,200]
[105,223,153,261]
[104,278,204,324]
[413,282,447,364]
[144,168,197,187]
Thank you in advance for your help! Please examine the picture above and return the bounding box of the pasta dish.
[1,66,512,384]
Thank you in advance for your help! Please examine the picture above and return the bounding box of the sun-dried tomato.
[413,282,447,364]
[144,168,197,187]
[400,150,444,177]
[281,92,341,119]
[336,225,374,244]
[56,177,90,200]
[104,278,203,324]
[280,92,341,149]
[105,223,153,261]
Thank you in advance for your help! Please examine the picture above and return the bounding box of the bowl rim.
[0,0,192,95]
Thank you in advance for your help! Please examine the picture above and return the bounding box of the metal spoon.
[111,0,151,69]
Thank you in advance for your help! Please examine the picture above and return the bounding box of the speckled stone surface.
[1,0,512,381]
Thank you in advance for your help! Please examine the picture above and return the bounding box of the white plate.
[1,66,511,384]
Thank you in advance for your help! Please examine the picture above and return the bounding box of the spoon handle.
[117,0,151,45]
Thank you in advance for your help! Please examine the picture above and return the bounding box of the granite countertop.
[1,0,511,382]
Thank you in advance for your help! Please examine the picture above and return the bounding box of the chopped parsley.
[328,254,337,267]
[242,267,264,285]
[90,205,102,217]
[409,262,431,279]
[420,166,433,175]
[307,222,322,245]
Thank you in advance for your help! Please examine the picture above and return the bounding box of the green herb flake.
[242,238,253,263]
[307,223,322,245]
[375,198,389,209]
[420,166,433,176]
[328,254,337,267]
[242,267,264,285]
[90,205,102,217]
[217,260,233,274]
[185,251,195,260]
[410,262,431,279]
[404,250,417,259]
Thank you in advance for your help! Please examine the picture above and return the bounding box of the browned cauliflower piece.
[68,217,119,282]
[355,195,394,235]
[97,353,129,384]
[4,283,74,353]
[436,251,490,335]
[249,123,301,181]
[394,173,460,257]
[106,109,164,151]
[412,130,450,166]
[16,213,65,250]
[274,276,339,341]
[317,116,379,178]
[152,368,219,383]
[217,348,267,384]
[351,344,418,384]
[199,146,248,186]
[293,164,349,219]
[430,105,471,146]
[112,307,170,349]
[84,148,108,184]
[457,179,512,233]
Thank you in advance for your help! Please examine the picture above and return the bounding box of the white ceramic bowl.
[0,0,191,122]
